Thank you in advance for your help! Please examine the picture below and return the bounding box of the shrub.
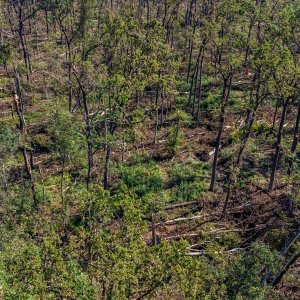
[0,122,19,159]
[119,161,164,197]
[168,161,209,186]
[225,242,280,300]
[171,180,207,203]
[166,126,184,156]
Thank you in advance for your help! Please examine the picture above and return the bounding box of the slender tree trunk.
[154,71,161,144]
[103,143,110,190]
[18,23,31,80]
[209,75,232,192]
[45,9,49,36]
[13,67,37,206]
[73,72,93,190]
[186,23,196,83]
[270,98,279,134]
[103,121,115,190]
[186,38,194,83]
[188,41,204,107]
[151,214,157,245]
[196,49,205,126]
[244,20,254,63]
[291,101,300,153]
[67,43,73,112]
[269,98,290,191]
[192,66,199,115]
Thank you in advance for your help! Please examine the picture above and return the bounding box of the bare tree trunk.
[209,74,232,192]
[269,98,290,191]
[270,98,279,134]
[103,121,115,190]
[196,48,205,126]
[291,101,300,153]
[151,214,157,245]
[154,71,161,144]
[13,67,37,206]
[73,71,93,190]
[244,19,254,63]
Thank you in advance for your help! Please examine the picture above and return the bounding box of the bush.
[171,180,207,203]
[167,162,209,203]
[225,242,280,300]
[251,121,270,135]
[168,161,209,186]
[119,161,164,197]
[166,126,184,156]
[0,122,19,159]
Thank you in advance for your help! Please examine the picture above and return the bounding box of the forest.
[0,0,299,299]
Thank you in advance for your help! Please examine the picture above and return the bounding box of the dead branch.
[163,201,202,210]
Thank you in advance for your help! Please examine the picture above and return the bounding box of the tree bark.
[13,67,37,206]
[269,98,290,191]
[209,74,233,192]
[291,101,300,153]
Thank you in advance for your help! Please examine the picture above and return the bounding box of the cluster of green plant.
[118,161,165,197]
[167,161,209,203]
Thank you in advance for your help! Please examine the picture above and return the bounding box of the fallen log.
[156,202,263,227]
[187,247,248,256]
[163,224,270,241]
[163,201,202,210]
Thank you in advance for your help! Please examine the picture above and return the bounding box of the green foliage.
[0,240,47,299]
[48,110,85,165]
[119,161,165,197]
[0,44,11,65]
[201,90,222,119]
[168,162,209,203]
[251,121,270,135]
[0,122,19,159]
[226,242,280,300]
[0,238,97,299]
[171,180,207,203]
[168,161,209,186]
[166,126,184,156]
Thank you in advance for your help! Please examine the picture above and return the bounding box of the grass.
[118,160,165,197]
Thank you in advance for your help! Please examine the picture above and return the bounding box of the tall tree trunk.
[73,72,93,190]
[291,101,300,153]
[270,98,279,134]
[209,74,232,192]
[269,98,290,191]
[244,19,254,63]
[196,47,205,125]
[103,121,115,190]
[154,71,161,144]
[13,67,37,206]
